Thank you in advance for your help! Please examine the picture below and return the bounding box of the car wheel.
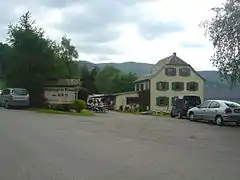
[236,122,240,127]
[189,112,195,121]
[177,112,182,119]
[170,112,175,118]
[5,101,9,109]
[215,116,223,126]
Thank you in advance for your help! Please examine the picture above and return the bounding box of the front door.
[198,100,211,120]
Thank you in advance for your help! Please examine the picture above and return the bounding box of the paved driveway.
[0,108,240,180]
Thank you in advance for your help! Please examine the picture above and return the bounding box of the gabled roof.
[135,53,205,82]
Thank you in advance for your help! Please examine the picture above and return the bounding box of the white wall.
[44,87,77,104]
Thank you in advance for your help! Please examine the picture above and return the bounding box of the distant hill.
[79,61,240,100]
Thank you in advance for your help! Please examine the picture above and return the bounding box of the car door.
[205,101,220,121]
[197,100,211,120]
[1,89,10,105]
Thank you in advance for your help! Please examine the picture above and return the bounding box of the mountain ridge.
[79,61,240,100]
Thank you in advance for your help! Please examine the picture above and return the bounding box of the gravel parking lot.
[0,108,240,180]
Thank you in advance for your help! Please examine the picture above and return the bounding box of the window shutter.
[172,82,175,90]
[156,82,159,90]
[195,82,199,91]
[166,82,169,90]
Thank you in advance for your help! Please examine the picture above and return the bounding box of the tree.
[80,64,98,94]
[111,72,137,93]
[95,66,121,93]
[0,42,11,78]
[95,66,137,93]
[201,0,240,86]
[58,36,79,78]
[6,12,68,106]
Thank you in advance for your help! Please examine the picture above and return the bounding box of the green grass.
[28,108,95,116]
[152,113,170,117]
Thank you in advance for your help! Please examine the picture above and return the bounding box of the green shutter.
[172,82,175,90]
[156,82,159,90]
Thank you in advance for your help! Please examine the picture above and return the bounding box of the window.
[209,101,220,108]
[179,68,190,76]
[187,82,199,91]
[126,97,138,105]
[199,100,211,108]
[172,82,184,91]
[156,81,169,91]
[225,102,240,108]
[140,84,144,91]
[136,84,140,91]
[2,89,10,95]
[165,68,176,76]
[12,89,28,95]
[156,96,169,106]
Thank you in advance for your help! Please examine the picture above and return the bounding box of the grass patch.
[27,108,95,116]
[152,113,170,117]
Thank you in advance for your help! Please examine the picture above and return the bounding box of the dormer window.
[179,68,190,76]
[165,68,176,76]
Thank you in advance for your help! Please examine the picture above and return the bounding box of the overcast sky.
[0,0,225,70]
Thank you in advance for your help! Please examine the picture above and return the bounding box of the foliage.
[80,64,98,93]
[95,66,137,94]
[0,12,80,107]
[28,108,94,116]
[201,0,240,86]
[58,36,80,78]
[73,99,86,112]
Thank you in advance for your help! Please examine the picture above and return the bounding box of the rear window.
[225,102,240,108]
[184,96,201,105]
[12,89,28,96]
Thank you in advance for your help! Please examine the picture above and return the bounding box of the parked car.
[187,100,240,126]
[171,95,201,118]
[0,88,30,108]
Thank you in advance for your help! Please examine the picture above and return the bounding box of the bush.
[73,100,86,112]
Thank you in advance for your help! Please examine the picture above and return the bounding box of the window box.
[165,68,176,76]
[156,81,169,91]
[187,82,199,91]
[156,96,169,106]
[172,82,184,91]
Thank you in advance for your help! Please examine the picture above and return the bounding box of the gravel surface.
[0,108,240,180]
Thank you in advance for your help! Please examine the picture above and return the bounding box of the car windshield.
[225,102,240,108]
[12,89,28,96]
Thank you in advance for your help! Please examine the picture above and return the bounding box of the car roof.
[208,100,239,104]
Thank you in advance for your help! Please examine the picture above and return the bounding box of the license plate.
[234,109,240,113]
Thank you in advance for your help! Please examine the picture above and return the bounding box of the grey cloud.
[95,55,112,62]
[138,21,184,40]
[77,43,119,55]
[39,0,80,8]
[181,42,206,48]
[82,29,120,43]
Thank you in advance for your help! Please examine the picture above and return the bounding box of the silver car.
[187,100,240,126]
[0,88,30,108]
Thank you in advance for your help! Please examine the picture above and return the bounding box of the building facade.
[135,53,205,112]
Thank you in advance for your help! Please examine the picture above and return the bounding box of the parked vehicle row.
[0,88,30,109]
[187,100,240,126]
[170,94,240,126]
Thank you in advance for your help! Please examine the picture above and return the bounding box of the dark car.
[170,95,201,119]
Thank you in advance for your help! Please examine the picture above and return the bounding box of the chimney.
[173,52,176,56]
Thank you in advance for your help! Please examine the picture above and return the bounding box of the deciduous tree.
[202,0,240,86]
